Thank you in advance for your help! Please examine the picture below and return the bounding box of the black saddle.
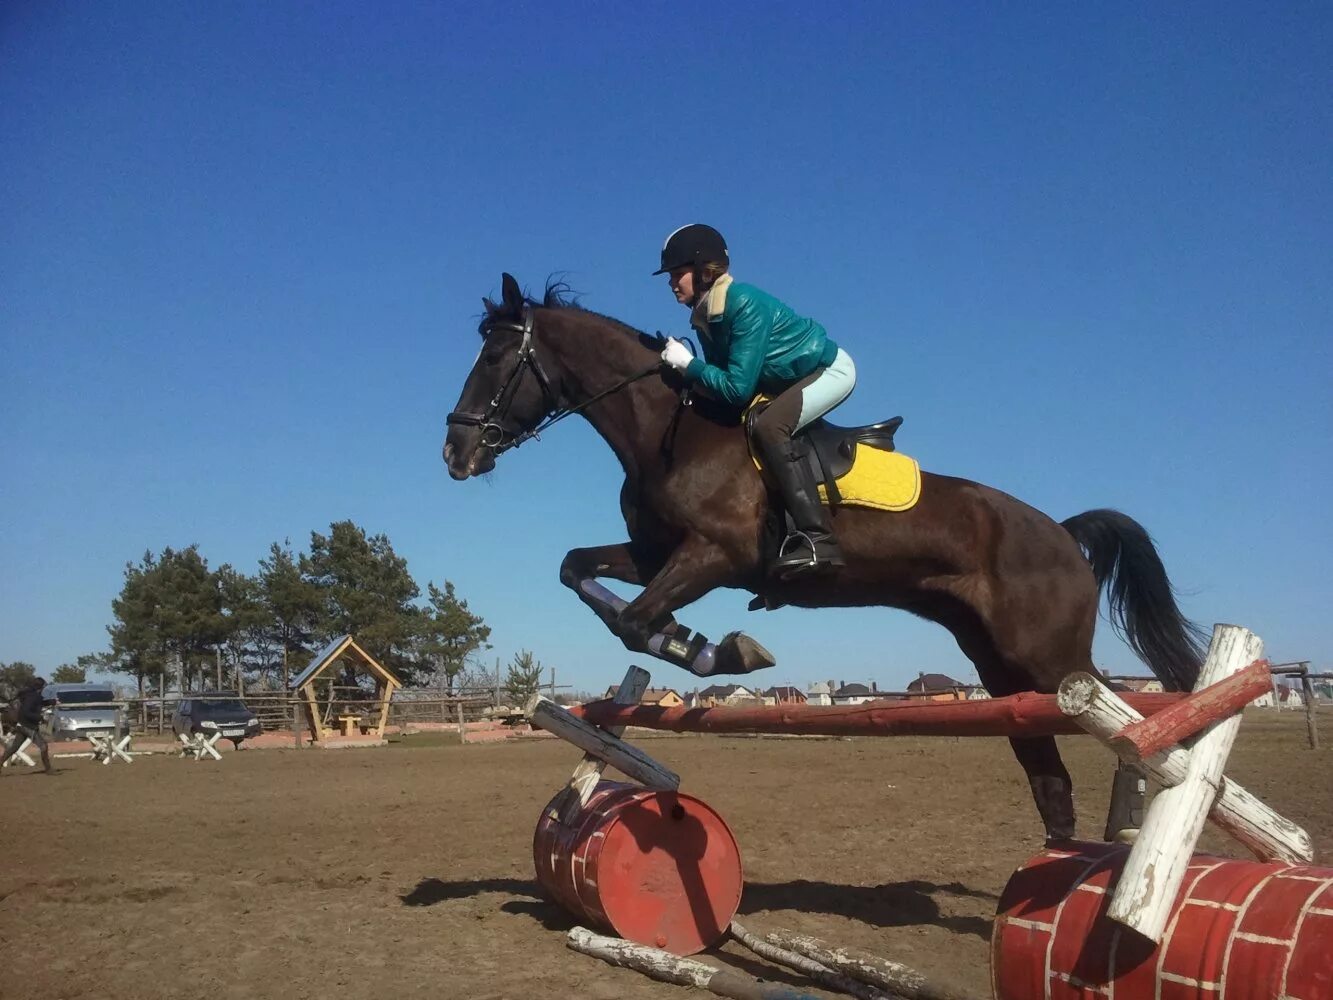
[745,406,904,504]
[801,415,903,481]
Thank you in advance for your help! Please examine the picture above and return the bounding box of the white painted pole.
[528,696,680,791]
[553,665,651,825]
[1107,624,1261,941]
[1057,674,1312,864]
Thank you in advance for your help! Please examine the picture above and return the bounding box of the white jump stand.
[0,727,36,768]
[87,731,133,764]
[177,731,222,761]
[1058,622,1313,943]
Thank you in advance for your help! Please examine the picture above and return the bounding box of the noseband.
[446,307,559,455]
[447,305,664,457]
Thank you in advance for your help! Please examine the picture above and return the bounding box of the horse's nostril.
[443,442,454,463]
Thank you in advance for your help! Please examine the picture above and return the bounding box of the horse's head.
[444,273,560,480]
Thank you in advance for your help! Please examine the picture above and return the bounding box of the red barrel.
[533,781,743,955]
[993,841,1333,1000]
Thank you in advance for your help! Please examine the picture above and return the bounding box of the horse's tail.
[1061,508,1207,692]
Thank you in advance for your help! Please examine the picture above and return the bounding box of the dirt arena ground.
[1,710,1327,1000]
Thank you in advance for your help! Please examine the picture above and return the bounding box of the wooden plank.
[756,927,976,1000]
[528,697,679,791]
[1107,624,1260,942]
[375,682,391,738]
[302,685,324,740]
[730,921,920,1000]
[572,689,1187,739]
[1108,658,1271,760]
[567,927,818,1000]
[1057,670,1312,864]
[553,665,650,825]
[1300,673,1319,750]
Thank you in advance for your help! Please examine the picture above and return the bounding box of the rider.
[1,676,53,773]
[655,223,856,579]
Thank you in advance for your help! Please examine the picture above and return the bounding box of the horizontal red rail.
[1110,659,1271,760]
[572,690,1188,739]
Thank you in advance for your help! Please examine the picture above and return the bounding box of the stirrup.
[776,531,816,561]
[770,531,844,579]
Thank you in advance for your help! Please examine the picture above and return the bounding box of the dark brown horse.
[443,274,1207,842]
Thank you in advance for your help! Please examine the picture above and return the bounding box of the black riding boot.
[764,441,845,580]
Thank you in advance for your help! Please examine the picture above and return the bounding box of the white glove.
[661,337,695,372]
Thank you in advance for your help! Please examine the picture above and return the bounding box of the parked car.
[42,682,121,741]
[171,695,262,748]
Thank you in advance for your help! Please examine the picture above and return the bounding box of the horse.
[443,273,1207,843]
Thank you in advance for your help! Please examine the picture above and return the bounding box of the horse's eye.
[480,346,506,366]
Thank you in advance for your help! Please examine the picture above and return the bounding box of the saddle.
[744,405,905,507]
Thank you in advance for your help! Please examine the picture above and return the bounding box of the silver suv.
[43,683,121,741]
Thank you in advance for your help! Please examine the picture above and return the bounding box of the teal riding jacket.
[683,274,839,407]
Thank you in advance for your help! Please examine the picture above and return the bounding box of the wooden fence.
[116,685,566,740]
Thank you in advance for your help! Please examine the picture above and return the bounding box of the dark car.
[171,695,262,748]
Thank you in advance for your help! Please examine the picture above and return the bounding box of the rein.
[447,306,663,456]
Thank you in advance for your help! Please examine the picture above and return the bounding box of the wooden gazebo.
[289,635,401,741]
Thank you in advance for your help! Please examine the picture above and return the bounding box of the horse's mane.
[479,276,656,349]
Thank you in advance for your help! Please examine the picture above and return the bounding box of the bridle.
[446,305,662,456]
[446,307,556,454]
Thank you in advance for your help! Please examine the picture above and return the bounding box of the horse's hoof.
[715,632,776,674]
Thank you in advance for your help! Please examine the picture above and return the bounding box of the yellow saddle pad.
[814,446,921,512]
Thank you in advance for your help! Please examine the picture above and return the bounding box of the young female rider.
[654,223,856,580]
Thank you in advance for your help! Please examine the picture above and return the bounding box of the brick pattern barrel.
[533,781,743,956]
[993,840,1333,1000]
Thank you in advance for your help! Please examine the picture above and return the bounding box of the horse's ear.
[501,273,523,309]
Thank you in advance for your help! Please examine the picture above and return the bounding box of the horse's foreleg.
[559,543,674,636]
[616,540,776,678]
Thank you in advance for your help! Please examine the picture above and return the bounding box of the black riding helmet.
[652,223,728,275]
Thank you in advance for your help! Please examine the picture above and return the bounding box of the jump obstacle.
[528,624,1329,1000]
[0,719,37,768]
[1,707,136,768]
[177,730,224,761]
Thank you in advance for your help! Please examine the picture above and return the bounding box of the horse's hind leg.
[1007,735,1076,843]
[953,627,1079,843]
[992,564,1099,842]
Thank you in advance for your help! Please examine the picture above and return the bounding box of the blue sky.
[2,2,1329,694]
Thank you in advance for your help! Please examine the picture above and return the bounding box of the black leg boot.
[763,441,845,580]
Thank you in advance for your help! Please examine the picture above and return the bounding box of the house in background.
[905,672,967,702]
[603,685,684,708]
[761,686,807,706]
[1114,677,1165,694]
[965,686,992,700]
[832,682,883,706]
[806,681,834,706]
[691,683,757,707]
[1251,684,1303,709]
[1251,687,1275,708]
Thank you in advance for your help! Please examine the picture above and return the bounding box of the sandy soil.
[1,710,1327,999]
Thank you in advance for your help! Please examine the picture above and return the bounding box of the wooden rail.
[571,689,1188,739]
